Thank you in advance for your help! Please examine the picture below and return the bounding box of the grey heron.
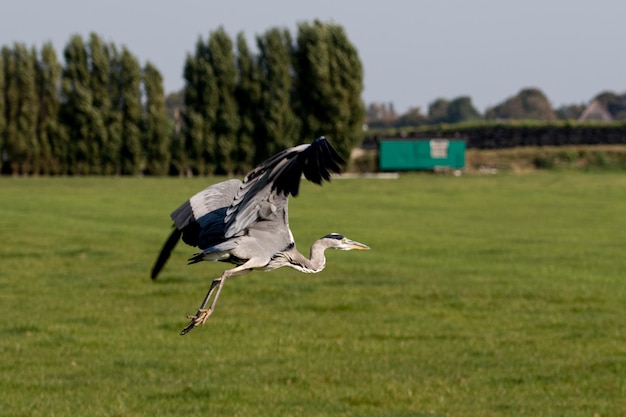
[151,137,370,335]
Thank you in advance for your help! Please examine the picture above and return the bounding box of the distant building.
[577,100,613,122]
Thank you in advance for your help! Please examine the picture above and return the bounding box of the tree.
[183,107,205,175]
[428,96,481,124]
[0,48,5,173]
[486,87,556,121]
[293,20,365,158]
[206,27,239,175]
[366,102,398,128]
[1,36,170,176]
[61,34,94,175]
[255,27,299,162]
[102,43,123,175]
[86,33,111,174]
[35,42,63,175]
[117,47,143,175]
[169,125,187,176]
[165,94,185,176]
[182,44,217,175]
[395,107,427,127]
[555,103,585,120]
[3,44,38,175]
[142,62,170,175]
[428,98,450,124]
[234,32,259,174]
[447,96,481,123]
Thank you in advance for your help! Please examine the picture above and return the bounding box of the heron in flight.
[151,137,369,335]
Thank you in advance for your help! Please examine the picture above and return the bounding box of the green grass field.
[1,172,625,416]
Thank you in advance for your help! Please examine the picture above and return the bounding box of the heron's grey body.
[151,137,369,335]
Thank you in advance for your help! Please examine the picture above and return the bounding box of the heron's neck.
[289,240,328,273]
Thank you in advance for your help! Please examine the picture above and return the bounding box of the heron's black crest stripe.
[323,233,344,240]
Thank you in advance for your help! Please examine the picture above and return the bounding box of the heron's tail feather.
[151,227,183,280]
[187,252,205,265]
[188,242,238,265]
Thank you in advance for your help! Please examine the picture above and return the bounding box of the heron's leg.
[180,261,257,335]
[198,278,222,310]
[180,277,222,336]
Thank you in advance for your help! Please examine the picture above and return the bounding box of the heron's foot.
[180,308,213,335]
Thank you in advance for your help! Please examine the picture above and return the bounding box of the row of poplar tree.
[0,20,364,176]
[0,35,168,176]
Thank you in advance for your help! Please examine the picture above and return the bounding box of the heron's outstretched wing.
[224,137,344,239]
[171,179,242,232]
[151,179,242,279]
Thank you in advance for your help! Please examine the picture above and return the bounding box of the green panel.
[379,139,465,170]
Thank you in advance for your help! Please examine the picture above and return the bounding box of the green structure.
[379,138,466,171]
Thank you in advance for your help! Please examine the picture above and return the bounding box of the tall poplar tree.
[182,39,217,175]
[87,33,111,174]
[255,27,299,162]
[234,32,259,174]
[294,20,365,158]
[169,122,188,176]
[61,34,93,175]
[103,43,123,175]
[142,62,170,175]
[0,49,5,173]
[182,51,204,175]
[118,47,142,175]
[3,44,38,175]
[35,42,63,175]
[206,27,239,175]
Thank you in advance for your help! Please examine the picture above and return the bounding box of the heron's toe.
[180,309,213,335]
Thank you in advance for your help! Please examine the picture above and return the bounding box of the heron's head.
[321,233,370,251]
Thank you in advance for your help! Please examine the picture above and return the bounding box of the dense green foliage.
[1,173,625,416]
[485,88,556,121]
[234,33,260,174]
[208,28,240,176]
[181,20,365,174]
[118,47,144,176]
[1,35,168,176]
[293,21,365,158]
[36,43,63,175]
[428,96,481,125]
[2,43,38,173]
[1,21,365,176]
[255,28,299,161]
[0,52,4,155]
[143,62,171,176]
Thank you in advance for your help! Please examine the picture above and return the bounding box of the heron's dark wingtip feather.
[150,227,182,280]
[302,136,345,185]
[265,137,345,198]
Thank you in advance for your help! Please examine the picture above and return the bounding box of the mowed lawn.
[0,172,624,417]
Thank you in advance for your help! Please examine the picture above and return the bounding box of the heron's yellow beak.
[346,239,370,250]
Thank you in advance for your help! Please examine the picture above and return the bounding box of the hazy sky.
[2,0,625,113]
